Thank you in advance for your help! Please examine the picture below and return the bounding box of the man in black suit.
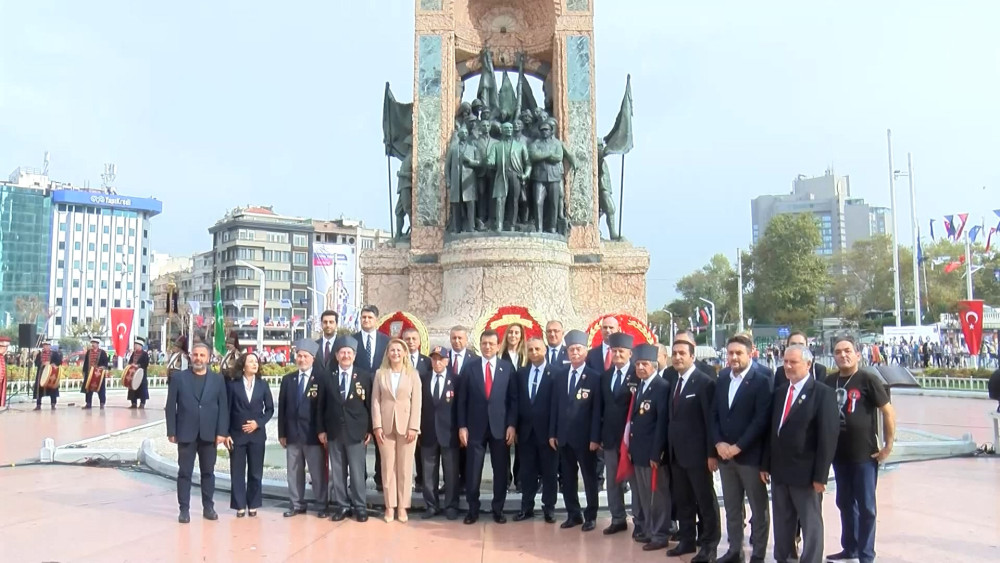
[513,337,559,523]
[629,343,672,551]
[457,329,517,524]
[278,339,328,518]
[449,325,478,490]
[317,336,373,523]
[762,345,839,563]
[667,340,720,563]
[544,320,570,366]
[550,330,602,531]
[353,304,389,489]
[402,326,430,488]
[713,334,773,563]
[165,343,229,523]
[420,346,462,520]
[774,332,827,390]
[600,332,639,535]
[585,315,620,373]
[315,310,339,373]
[81,337,110,409]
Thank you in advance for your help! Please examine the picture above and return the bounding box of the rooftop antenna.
[43,151,50,174]
[101,163,117,194]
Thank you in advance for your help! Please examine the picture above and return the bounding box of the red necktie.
[780,385,795,428]
[603,348,612,371]
[484,361,493,399]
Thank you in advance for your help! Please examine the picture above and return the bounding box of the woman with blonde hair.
[499,323,529,369]
[372,338,423,523]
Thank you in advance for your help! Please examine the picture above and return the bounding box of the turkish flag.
[616,391,637,484]
[958,300,984,356]
[110,308,134,358]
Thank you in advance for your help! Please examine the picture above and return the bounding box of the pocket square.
[685,394,696,398]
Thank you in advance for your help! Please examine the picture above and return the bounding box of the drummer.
[167,335,190,381]
[81,337,110,410]
[33,340,63,411]
[127,338,151,409]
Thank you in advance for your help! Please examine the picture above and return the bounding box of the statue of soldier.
[597,140,620,240]
[529,119,576,234]
[394,148,414,238]
[473,117,496,230]
[486,122,531,231]
[519,109,536,142]
[445,127,480,232]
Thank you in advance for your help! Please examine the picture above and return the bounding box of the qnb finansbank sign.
[51,189,163,216]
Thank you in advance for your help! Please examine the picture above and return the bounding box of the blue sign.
[51,189,162,216]
[777,326,790,338]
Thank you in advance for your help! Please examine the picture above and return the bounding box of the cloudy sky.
[2,1,998,309]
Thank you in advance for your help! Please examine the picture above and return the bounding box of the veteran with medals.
[277,339,328,518]
[629,343,673,551]
[81,337,110,409]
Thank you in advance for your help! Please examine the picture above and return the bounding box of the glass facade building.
[0,184,52,330]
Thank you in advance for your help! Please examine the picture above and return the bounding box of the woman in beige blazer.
[372,338,423,523]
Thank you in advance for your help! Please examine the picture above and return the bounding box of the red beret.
[0,336,11,343]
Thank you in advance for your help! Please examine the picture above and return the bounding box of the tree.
[662,253,738,334]
[746,213,829,325]
[14,296,48,325]
[828,235,914,323]
[68,320,106,339]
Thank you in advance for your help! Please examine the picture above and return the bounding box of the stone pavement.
[0,392,998,561]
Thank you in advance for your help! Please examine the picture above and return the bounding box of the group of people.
[163,305,895,563]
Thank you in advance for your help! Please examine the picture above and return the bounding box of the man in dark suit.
[317,336,373,523]
[420,346,462,520]
[762,345,839,563]
[513,337,559,523]
[449,325,478,490]
[81,337,110,409]
[629,343,672,551]
[585,315,620,372]
[33,341,63,410]
[165,343,229,523]
[402,327,431,487]
[774,331,827,390]
[544,320,570,366]
[278,339,328,518]
[315,310,339,373]
[457,329,517,524]
[713,334,773,563]
[600,332,639,535]
[353,304,389,489]
[668,340,721,563]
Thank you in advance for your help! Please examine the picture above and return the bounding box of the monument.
[364,0,649,337]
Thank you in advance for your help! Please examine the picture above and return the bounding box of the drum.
[85,366,107,392]
[40,364,61,389]
[130,367,145,391]
[122,365,137,389]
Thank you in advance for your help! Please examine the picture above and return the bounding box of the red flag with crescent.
[958,300,983,356]
[110,308,134,358]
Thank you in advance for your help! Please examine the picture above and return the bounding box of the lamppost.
[698,297,716,351]
[237,260,265,353]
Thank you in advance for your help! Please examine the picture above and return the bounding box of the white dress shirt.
[676,365,696,395]
[452,349,465,373]
[431,372,446,399]
[482,357,496,384]
[728,365,752,408]
[390,371,402,397]
[243,375,255,402]
[779,375,810,431]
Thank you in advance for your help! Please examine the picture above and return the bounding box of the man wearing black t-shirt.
[824,336,896,563]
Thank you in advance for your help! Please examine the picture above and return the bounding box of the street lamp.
[237,260,265,353]
[698,297,716,350]
[665,310,674,347]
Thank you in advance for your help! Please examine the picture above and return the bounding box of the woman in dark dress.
[225,352,274,517]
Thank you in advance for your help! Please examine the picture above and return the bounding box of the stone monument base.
[361,234,649,341]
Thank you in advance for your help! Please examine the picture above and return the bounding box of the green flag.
[213,279,225,356]
[603,74,634,155]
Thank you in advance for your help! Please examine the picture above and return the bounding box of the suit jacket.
[165,369,230,443]
[775,362,828,391]
[457,356,517,441]
[315,336,339,372]
[712,363,774,466]
[226,377,275,445]
[372,367,423,436]
[515,363,557,447]
[352,330,390,372]
[500,350,528,370]
[551,364,602,449]
[316,366,373,444]
[628,375,670,466]
[668,368,717,468]
[600,363,639,450]
[408,352,432,380]
[277,368,324,446]
[420,370,460,448]
[585,344,609,373]
[545,344,570,367]
[762,377,840,487]
[448,348,478,377]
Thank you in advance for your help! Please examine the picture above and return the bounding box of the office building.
[312,217,391,319]
[0,168,52,332]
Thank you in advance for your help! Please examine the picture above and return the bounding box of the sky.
[2,0,999,309]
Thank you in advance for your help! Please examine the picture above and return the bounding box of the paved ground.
[1,391,997,562]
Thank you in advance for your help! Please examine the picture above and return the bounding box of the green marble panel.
[416,34,443,227]
[567,101,594,225]
[420,0,443,11]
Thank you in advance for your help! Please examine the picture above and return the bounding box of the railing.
[5,375,287,396]
[911,375,990,393]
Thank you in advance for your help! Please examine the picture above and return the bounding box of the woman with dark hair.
[225,352,274,517]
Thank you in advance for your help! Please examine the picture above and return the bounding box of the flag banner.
[187,301,200,316]
[954,213,970,239]
[382,82,413,159]
[603,74,634,155]
[969,225,983,243]
[958,300,984,356]
[929,219,936,240]
[213,280,225,356]
[988,228,997,253]
[944,215,955,239]
[109,308,134,358]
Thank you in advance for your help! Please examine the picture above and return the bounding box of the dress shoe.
[543,510,556,524]
[603,521,628,535]
[33,406,41,411]
[283,509,306,518]
[139,403,145,409]
[633,534,651,544]
[691,546,718,563]
[100,404,105,410]
[317,508,331,519]
[581,520,596,532]
[330,508,348,522]
[421,508,441,520]
[717,551,744,563]
[248,510,257,518]
[631,527,645,540]
[82,405,92,410]
[236,510,246,518]
[445,508,459,521]
[203,509,219,520]
[825,552,860,562]
[51,405,56,410]
[355,510,368,523]
[178,511,190,524]
[463,512,478,525]
[128,404,137,409]
[668,542,698,556]
[493,512,507,524]
[749,557,764,563]
[513,510,534,522]
[642,540,668,551]
[398,509,408,523]
[560,516,583,529]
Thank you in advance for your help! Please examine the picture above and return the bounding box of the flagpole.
[965,231,974,300]
[617,154,626,240]
[907,153,921,325]
[386,155,395,237]
[886,129,902,327]
[737,249,745,332]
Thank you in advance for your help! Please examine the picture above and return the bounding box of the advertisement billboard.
[312,243,358,330]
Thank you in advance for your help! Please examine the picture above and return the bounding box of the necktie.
[673,376,683,407]
[433,375,442,400]
[568,369,578,397]
[366,334,373,366]
[453,353,461,375]
[613,368,622,393]
[548,348,556,365]
[299,373,308,398]
[780,384,796,429]
[325,341,332,364]
[530,367,540,401]
[603,348,612,371]
[340,371,348,399]
[484,361,493,399]
[412,354,418,368]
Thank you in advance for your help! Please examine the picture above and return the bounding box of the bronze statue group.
[164,306,894,563]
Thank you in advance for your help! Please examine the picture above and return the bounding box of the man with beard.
[315,310,339,373]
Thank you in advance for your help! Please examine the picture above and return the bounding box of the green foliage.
[669,253,737,327]
[920,367,993,379]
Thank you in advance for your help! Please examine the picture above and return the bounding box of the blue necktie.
[530,367,540,401]
[568,369,577,397]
